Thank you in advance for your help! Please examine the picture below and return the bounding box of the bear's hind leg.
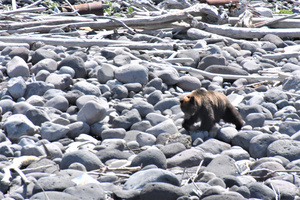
[223,105,244,130]
[182,114,199,131]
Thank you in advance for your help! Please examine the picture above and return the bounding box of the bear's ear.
[189,96,195,103]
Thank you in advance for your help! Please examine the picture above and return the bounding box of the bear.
[180,88,244,132]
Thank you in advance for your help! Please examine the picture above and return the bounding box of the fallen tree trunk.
[193,21,300,39]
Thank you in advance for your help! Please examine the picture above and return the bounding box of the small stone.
[198,54,226,70]
[160,142,186,158]
[130,146,167,169]
[197,138,231,154]
[123,168,180,190]
[136,132,156,147]
[112,109,141,130]
[64,183,105,200]
[67,121,90,139]
[45,95,69,112]
[58,55,87,78]
[31,48,60,65]
[247,182,275,200]
[140,182,186,200]
[77,101,107,125]
[267,139,300,161]
[115,64,148,85]
[31,58,58,74]
[97,63,115,84]
[245,113,265,127]
[249,134,277,159]
[167,147,204,168]
[72,81,101,97]
[154,68,179,85]
[177,76,201,91]
[206,155,238,177]
[60,150,103,171]
[101,128,126,140]
[40,121,70,141]
[146,119,178,137]
[7,76,26,99]
[111,85,128,99]
[7,56,29,78]
[45,73,73,90]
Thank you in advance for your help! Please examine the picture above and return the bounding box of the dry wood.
[0,7,46,15]
[193,21,300,39]
[254,13,298,28]
[0,36,174,50]
[172,65,289,81]
[262,52,300,60]
[228,16,300,28]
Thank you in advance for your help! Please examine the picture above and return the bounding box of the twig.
[254,13,298,28]
[94,16,136,35]
[64,0,80,16]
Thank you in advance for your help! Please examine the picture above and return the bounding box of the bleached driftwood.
[254,13,298,28]
[193,21,300,39]
[262,52,300,60]
[1,10,192,34]
[0,36,174,50]
[0,7,46,15]
[172,65,289,81]
[228,16,300,28]
[1,156,42,185]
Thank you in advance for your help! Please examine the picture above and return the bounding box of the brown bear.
[180,88,244,132]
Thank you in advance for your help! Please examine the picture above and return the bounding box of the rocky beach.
[1,0,300,199]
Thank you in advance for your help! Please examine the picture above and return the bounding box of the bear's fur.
[180,88,244,132]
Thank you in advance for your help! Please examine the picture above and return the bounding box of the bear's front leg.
[182,115,198,131]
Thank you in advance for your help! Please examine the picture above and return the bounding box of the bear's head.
[180,94,198,118]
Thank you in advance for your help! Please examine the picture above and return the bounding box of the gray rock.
[45,73,73,90]
[205,65,248,76]
[31,48,60,65]
[132,100,154,118]
[99,138,125,150]
[261,102,278,115]
[60,150,103,170]
[232,130,262,151]
[75,95,103,109]
[176,49,202,68]
[123,168,180,190]
[198,138,231,154]
[145,113,169,126]
[241,60,262,73]
[115,64,148,85]
[44,143,63,158]
[221,146,250,161]
[154,68,179,85]
[245,113,265,127]
[274,105,296,119]
[24,81,54,99]
[262,34,287,48]
[146,77,163,90]
[35,69,50,81]
[45,95,69,112]
[58,55,87,78]
[65,90,84,105]
[31,58,58,74]
[130,120,152,132]
[206,155,238,177]
[7,76,26,99]
[267,139,300,161]
[160,142,186,158]
[8,46,30,61]
[7,56,29,78]
[77,101,107,125]
[72,81,101,97]
[239,104,272,120]
[97,63,115,84]
[198,54,226,70]
[279,120,300,136]
[282,62,300,72]
[64,183,105,200]
[112,109,141,130]
[153,97,179,112]
[113,54,131,66]
[136,132,156,147]
[265,179,298,200]
[146,119,178,137]
[101,128,126,140]
[282,75,300,91]
[140,182,186,200]
[124,82,143,93]
[40,121,70,141]
[264,88,288,103]
[249,134,277,159]
[167,147,204,168]
[216,127,239,143]
[111,85,128,99]
[147,90,163,105]
[30,191,80,200]
[21,143,46,157]
[67,121,90,139]
[4,114,40,143]
[239,41,258,53]
[177,76,201,91]
[0,99,15,114]
[96,149,131,163]
[247,182,276,200]
[25,107,51,126]
[130,146,167,169]
[58,66,76,78]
